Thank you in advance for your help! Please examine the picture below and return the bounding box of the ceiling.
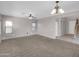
[0,1,79,19]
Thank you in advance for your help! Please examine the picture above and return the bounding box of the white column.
[56,21,58,37]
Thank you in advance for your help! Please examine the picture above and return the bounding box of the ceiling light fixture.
[28,14,33,19]
[51,1,64,14]
[28,13,36,20]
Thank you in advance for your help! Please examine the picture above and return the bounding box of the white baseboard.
[2,34,36,40]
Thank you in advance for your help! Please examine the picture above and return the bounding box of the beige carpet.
[0,35,79,57]
[57,34,79,44]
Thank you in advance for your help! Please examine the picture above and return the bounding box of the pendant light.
[51,1,64,14]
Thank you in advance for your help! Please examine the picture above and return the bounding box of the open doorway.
[56,17,76,41]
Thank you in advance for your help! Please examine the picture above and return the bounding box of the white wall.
[62,16,76,35]
[0,11,78,40]
[55,18,67,37]
[56,19,63,36]
[59,18,69,35]
[38,15,77,39]
[0,20,1,39]
[0,20,1,35]
[1,15,37,40]
[38,17,57,39]
[56,17,76,35]
[68,20,76,34]
[56,16,77,36]
[0,15,2,42]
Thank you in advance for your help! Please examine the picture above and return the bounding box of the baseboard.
[38,34,57,40]
[2,34,36,40]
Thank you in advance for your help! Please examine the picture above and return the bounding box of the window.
[32,22,36,31]
[32,20,37,32]
[5,21,13,34]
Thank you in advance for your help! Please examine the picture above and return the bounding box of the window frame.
[5,21,13,34]
[32,20,38,32]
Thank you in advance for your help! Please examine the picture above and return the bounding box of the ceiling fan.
[28,13,36,20]
[22,8,37,20]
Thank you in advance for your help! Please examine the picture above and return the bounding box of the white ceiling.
[0,1,79,19]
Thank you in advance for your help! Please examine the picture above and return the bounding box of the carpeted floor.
[0,35,79,57]
[57,34,79,44]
